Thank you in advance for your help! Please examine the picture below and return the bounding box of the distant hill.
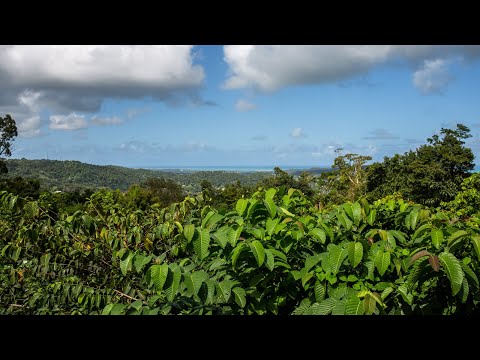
[3,159,273,193]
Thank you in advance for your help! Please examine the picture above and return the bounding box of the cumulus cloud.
[363,128,399,140]
[0,45,205,136]
[91,116,123,126]
[235,99,256,112]
[413,59,452,94]
[49,113,88,131]
[290,127,306,138]
[223,45,480,92]
[17,115,41,137]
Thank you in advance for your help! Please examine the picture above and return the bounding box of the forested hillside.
[4,159,272,193]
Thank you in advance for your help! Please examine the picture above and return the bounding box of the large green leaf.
[120,252,134,276]
[389,230,407,244]
[412,223,431,241]
[264,197,276,218]
[305,298,337,315]
[460,262,479,288]
[216,280,234,303]
[133,254,152,273]
[439,252,464,296]
[264,249,275,271]
[231,243,246,268]
[201,211,215,228]
[249,240,265,267]
[193,228,210,260]
[109,303,126,315]
[266,218,279,236]
[332,299,347,315]
[185,271,208,296]
[183,224,195,243]
[305,254,322,272]
[292,298,311,315]
[459,278,469,304]
[265,188,277,200]
[314,280,325,302]
[343,204,353,221]
[204,279,216,305]
[213,229,229,249]
[345,297,364,315]
[374,251,391,276]
[397,285,413,305]
[102,303,115,315]
[165,267,182,302]
[362,294,377,315]
[232,287,246,308]
[431,228,444,250]
[406,257,429,290]
[279,207,295,217]
[235,199,248,216]
[472,236,480,261]
[329,246,348,275]
[321,223,334,242]
[310,228,326,244]
[348,242,363,268]
[351,202,362,225]
[446,230,468,246]
[337,211,352,231]
[360,198,370,216]
[410,208,419,230]
[387,198,395,211]
[367,209,376,226]
[204,213,223,230]
[150,263,169,291]
[227,226,243,247]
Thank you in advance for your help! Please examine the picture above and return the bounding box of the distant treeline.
[3,159,276,193]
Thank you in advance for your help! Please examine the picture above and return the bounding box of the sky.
[2,45,480,169]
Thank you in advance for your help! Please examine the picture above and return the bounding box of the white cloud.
[413,59,452,94]
[235,99,257,112]
[91,116,123,126]
[0,45,205,136]
[291,127,306,138]
[49,113,88,131]
[223,45,480,92]
[0,45,203,90]
[17,115,41,137]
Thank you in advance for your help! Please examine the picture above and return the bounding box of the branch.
[9,304,24,308]
[113,289,146,305]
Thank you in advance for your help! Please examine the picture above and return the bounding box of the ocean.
[140,165,326,172]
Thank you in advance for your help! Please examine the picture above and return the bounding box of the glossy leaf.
[249,240,265,267]
[439,252,464,296]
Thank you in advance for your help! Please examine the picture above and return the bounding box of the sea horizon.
[136,165,329,172]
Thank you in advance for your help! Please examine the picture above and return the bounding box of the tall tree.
[366,124,475,206]
[0,114,18,175]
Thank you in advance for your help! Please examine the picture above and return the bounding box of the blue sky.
[2,45,480,168]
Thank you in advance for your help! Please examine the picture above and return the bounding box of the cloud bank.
[0,45,204,136]
[223,45,480,93]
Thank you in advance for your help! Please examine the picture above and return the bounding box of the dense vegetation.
[1,116,479,315]
[3,159,274,193]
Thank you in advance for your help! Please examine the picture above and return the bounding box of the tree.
[0,114,18,175]
[260,167,296,189]
[366,124,475,206]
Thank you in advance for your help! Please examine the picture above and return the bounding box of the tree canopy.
[0,114,18,175]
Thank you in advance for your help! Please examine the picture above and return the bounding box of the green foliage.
[1,177,480,315]
[0,114,18,175]
[366,124,475,207]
